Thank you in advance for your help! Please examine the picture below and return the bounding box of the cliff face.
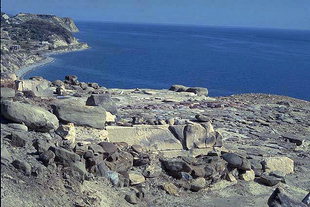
[11,13,79,33]
[0,13,87,73]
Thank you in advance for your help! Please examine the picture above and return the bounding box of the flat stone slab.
[106,125,183,151]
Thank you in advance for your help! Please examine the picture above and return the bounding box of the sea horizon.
[24,21,310,100]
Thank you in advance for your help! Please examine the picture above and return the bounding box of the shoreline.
[16,46,89,79]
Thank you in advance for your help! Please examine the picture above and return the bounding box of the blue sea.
[25,22,310,100]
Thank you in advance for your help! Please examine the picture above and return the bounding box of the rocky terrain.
[1,73,309,207]
[0,12,88,73]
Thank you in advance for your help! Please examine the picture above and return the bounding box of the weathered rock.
[184,123,215,149]
[262,157,294,175]
[1,145,12,165]
[0,87,15,99]
[65,75,78,84]
[222,153,251,170]
[15,79,52,97]
[128,172,145,185]
[105,112,116,123]
[56,123,76,147]
[125,191,138,205]
[259,173,283,186]
[302,192,310,205]
[131,145,143,153]
[33,139,54,154]
[10,131,27,147]
[268,187,307,207]
[52,103,106,129]
[86,93,117,115]
[190,177,206,191]
[143,164,162,178]
[107,125,183,151]
[169,125,186,148]
[70,161,88,181]
[105,151,133,172]
[12,160,31,176]
[169,85,189,92]
[226,173,237,182]
[39,150,55,166]
[162,183,180,196]
[98,142,118,154]
[7,123,28,131]
[50,146,80,164]
[239,169,255,181]
[186,87,208,96]
[195,114,210,122]
[1,101,59,132]
[52,80,64,87]
[161,158,191,178]
[282,134,304,146]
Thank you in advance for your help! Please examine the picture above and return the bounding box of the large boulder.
[52,103,106,129]
[15,79,53,97]
[1,101,59,132]
[184,123,217,150]
[262,157,294,175]
[86,93,117,115]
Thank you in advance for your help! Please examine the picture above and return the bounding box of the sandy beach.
[16,46,89,79]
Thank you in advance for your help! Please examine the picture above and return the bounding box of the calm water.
[25,22,310,100]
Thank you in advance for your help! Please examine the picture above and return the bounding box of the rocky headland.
[1,13,310,207]
[0,12,88,74]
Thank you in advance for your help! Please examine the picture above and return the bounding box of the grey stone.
[302,192,310,205]
[186,87,208,96]
[195,114,210,122]
[12,160,31,176]
[1,101,59,132]
[260,173,282,186]
[7,123,28,131]
[10,131,27,147]
[86,93,117,115]
[161,158,192,179]
[50,146,80,164]
[1,145,12,165]
[169,85,189,92]
[0,87,15,99]
[39,150,55,166]
[52,103,106,129]
[268,187,307,207]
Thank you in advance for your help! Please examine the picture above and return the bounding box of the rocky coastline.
[1,13,310,207]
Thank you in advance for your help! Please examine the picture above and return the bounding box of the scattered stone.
[56,123,76,147]
[186,87,208,96]
[105,151,133,172]
[50,146,80,165]
[239,169,255,181]
[226,173,237,182]
[190,177,206,192]
[143,164,161,178]
[162,183,180,196]
[39,150,55,166]
[12,160,31,176]
[161,158,191,179]
[131,145,143,153]
[268,187,307,207]
[259,173,283,186]
[282,133,304,146]
[222,153,251,170]
[98,142,118,154]
[125,191,138,205]
[106,111,116,122]
[195,114,210,122]
[302,192,310,205]
[1,145,12,165]
[128,172,145,185]
[262,157,294,175]
[52,103,106,129]
[86,93,117,115]
[1,100,59,132]
[65,75,78,84]
[10,131,27,147]
[169,85,189,92]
